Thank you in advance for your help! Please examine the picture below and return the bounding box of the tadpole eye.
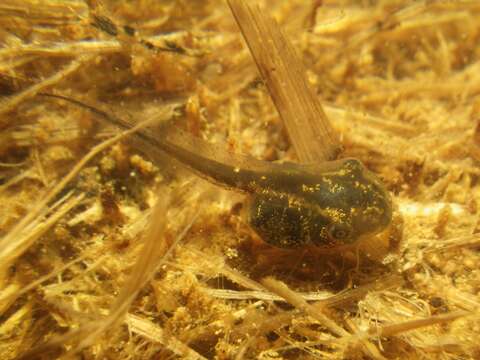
[327,224,351,240]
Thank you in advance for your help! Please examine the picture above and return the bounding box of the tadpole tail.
[37,93,258,192]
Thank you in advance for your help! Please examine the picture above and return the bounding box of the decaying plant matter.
[1,0,480,359]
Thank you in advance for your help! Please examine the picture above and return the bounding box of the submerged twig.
[368,310,468,338]
[261,277,347,337]
[227,0,340,162]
